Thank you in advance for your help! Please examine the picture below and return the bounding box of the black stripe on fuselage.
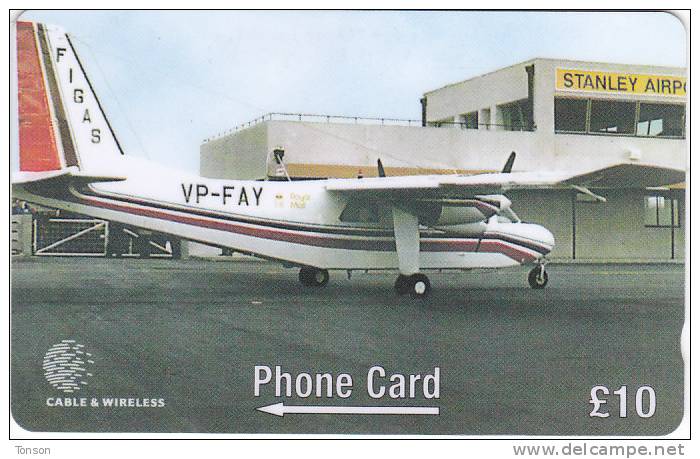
[482,231,551,256]
[74,186,551,255]
[81,186,397,237]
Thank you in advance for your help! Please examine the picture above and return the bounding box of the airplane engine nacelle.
[408,195,512,227]
[435,206,490,226]
[433,195,512,226]
[434,221,487,237]
[476,194,512,213]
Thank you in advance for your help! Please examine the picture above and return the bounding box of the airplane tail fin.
[15,21,123,177]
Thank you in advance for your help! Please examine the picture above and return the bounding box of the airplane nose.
[486,220,555,257]
[532,225,555,253]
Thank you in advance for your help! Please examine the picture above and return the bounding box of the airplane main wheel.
[395,274,431,298]
[528,266,548,289]
[408,274,431,298]
[299,267,329,287]
[394,275,412,295]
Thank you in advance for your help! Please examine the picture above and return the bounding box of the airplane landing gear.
[395,273,431,298]
[528,263,548,289]
[299,267,329,287]
[394,275,410,294]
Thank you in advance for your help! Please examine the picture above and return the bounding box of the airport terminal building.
[201,58,686,262]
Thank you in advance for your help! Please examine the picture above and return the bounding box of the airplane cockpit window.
[339,199,380,223]
[496,215,513,223]
[491,208,521,224]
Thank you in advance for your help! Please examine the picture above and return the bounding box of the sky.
[16,10,687,172]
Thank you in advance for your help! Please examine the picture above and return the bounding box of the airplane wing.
[560,164,686,188]
[325,162,684,276]
[325,163,685,197]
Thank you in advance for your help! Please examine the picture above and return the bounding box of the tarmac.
[10,257,686,435]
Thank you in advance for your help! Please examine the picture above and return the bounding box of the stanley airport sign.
[556,68,686,97]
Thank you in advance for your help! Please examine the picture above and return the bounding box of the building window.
[480,108,491,130]
[644,196,680,228]
[637,103,685,138]
[589,100,636,134]
[554,98,588,132]
[555,97,686,139]
[461,111,478,129]
[498,99,532,131]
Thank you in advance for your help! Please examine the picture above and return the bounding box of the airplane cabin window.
[339,199,380,223]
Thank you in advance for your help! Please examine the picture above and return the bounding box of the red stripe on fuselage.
[478,240,538,263]
[77,194,538,262]
[420,239,479,252]
[80,195,395,251]
[420,238,537,263]
[16,22,62,172]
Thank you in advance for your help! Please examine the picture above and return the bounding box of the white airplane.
[12,22,684,298]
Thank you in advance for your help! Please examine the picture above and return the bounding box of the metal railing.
[203,112,422,142]
[426,120,536,131]
[202,113,537,142]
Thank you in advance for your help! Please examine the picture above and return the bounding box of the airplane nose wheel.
[528,264,548,289]
[299,267,329,287]
[395,273,431,298]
